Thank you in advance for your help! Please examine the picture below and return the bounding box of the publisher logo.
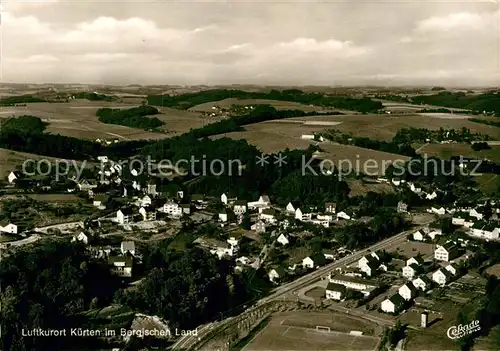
[446,320,481,340]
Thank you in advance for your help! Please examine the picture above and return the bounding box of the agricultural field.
[188,98,341,113]
[416,143,500,163]
[345,179,394,197]
[242,311,380,351]
[0,100,177,140]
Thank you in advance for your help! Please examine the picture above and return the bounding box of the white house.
[409,182,422,194]
[139,207,156,221]
[302,254,326,269]
[328,275,378,296]
[259,209,277,224]
[336,211,351,220]
[0,222,18,234]
[71,232,89,245]
[251,221,267,233]
[412,229,427,241]
[325,283,346,300]
[286,202,299,213]
[276,234,290,246]
[7,171,20,184]
[325,202,336,214]
[412,276,432,291]
[407,256,424,266]
[121,241,136,256]
[402,264,418,279]
[140,195,152,207]
[247,195,271,210]
[434,242,459,262]
[77,179,98,191]
[381,294,406,314]
[392,178,401,186]
[445,264,457,276]
[268,267,286,283]
[233,200,247,215]
[221,193,228,205]
[316,213,335,222]
[432,268,452,287]
[160,201,182,218]
[470,222,500,240]
[218,211,228,223]
[108,255,133,277]
[426,191,438,200]
[399,283,418,301]
[117,208,134,225]
[93,194,106,208]
[430,207,446,216]
[469,208,484,220]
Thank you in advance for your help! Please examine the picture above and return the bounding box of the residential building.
[276,234,289,246]
[259,208,277,224]
[302,254,326,269]
[140,195,152,207]
[336,211,351,220]
[219,211,228,223]
[469,208,484,220]
[434,241,459,262]
[286,202,299,213]
[358,254,380,276]
[108,254,133,277]
[247,195,271,210]
[121,241,136,256]
[407,256,424,266]
[445,264,457,276]
[328,275,378,296]
[160,201,182,218]
[412,229,427,241]
[399,283,418,301]
[322,249,336,260]
[426,191,438,200]
[117,208,134,225]
[412,275,432,291]
[268,266,286,283]
[233,200,247,215]
[0,221,18,234]
[325,283,346,300]
[325,202,336,214]
[397,201,408,213]
[402,264,419,279]
[77,179,98,191]
[432,268,453,286]
[381,294,406,314]
[72,232,90,245]
[180,204,191,215]
[139,207,156,221]
[470,221,500,240]
[221,193,228,205]
[93,194,106,208]
[7,171,21,184]
[251,221,267,233]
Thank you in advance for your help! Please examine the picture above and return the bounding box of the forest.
[96,105,164,130]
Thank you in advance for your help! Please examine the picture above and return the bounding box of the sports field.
[242,312,380,351]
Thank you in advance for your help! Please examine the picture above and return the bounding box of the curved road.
[173,224,428,350]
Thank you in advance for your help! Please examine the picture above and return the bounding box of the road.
[172,224,428,350]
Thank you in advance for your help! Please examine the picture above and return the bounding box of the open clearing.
[387,241,434,258]
[243,312,379,351]
[0,100,188,140]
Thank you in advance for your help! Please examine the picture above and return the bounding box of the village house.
[432,268,453,286]
[358,253,380,277]
[470,221,500,240]
[0,221,18,234]
[402,264,419,280]
[381,294,406,314]
[336,211,352,220]
[452,212,476,228]
[391,178,402,186]
[117,208,134,225]
[121,241,136,256]
[434,241,459,262]
[325,202,336,214]
[268,266,287,283]
[328,275,378,296]
[108,254,133,277]
[72,232,90,245]
[295,208,312,221]
[412,275,432,291]
[77,179,98,191]
[276,233,290,246]
[139,207,156,221]
[286,202,299,214]
[218,211,228,223]
[325,282,346,301]
[180,204,191,215]
[426,191,438,200]
[445,264,457,276]
[7,171,21,184]
[159,201,182,218]
[247,195,271,210]
[302,253,326,269]
[429,207,446,216]
[221,193,228,205]
[140,195,152,207]
[322,249,336,260]
[397,201,408,213]
[233,200,247,215]
[412,228,429,241]
[407,256,424,266]
[399,283,418,301]
[251,220,267,233]
[259,208,277,224]
[469,208,484,221]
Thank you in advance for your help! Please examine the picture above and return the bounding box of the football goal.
[315,326,331,332]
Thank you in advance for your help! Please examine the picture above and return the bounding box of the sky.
[1,0,499,86]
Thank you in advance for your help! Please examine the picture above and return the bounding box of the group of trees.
[96,105,164,131]
[0,95,47,106]
[393,127,491,144]
[0,241,121,351]
[147,89,383,113]
[73,92,116,102]
[322,129,417,157]
[471,142,491,151]
[1,115,47,134]
[470,118,500,129]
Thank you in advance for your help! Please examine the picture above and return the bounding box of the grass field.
[387,241,434,259]
[243,312,380,351]
[0,100,178,140]
[188,98,340,113]
[417,143,500,162]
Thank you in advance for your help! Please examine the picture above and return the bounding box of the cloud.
[416,12,486,33]
[277,38,368,57]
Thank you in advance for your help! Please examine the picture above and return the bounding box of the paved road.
[173,224,428,350]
